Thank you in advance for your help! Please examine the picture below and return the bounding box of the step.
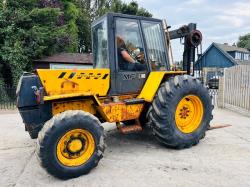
[118,124,142,134]
[123,98,145,105]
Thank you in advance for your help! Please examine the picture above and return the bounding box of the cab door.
[114,17,149,94]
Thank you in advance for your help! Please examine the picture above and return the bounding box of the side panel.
[115,72,148,94]
[52,99,96,116]
[97,103,144,122]
[137,71,186,102]
[37,69,110,96]
[51,96,144,123]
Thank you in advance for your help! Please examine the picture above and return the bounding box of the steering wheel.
[136,52,145,64]
[131,48,145,64]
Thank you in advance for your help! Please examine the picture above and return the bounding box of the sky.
[124,0,250,61]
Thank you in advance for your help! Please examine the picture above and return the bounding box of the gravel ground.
[0,108,250,187]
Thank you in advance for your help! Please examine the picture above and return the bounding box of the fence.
[0,85,16,110]
[218,65,250,116]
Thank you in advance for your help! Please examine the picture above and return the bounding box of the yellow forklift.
[16,13,212,179]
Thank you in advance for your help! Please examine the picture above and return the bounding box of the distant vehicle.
[208,76,219,89]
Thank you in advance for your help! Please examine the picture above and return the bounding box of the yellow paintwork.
[39,68,187,123]
[37,69,110,97]
[52,97,144,122]
[44,93,90,101]
[175,95,204,133]
[138,71,186,102]
[56,129,95,167]
[52,99,96,116]
[97,102,144,122]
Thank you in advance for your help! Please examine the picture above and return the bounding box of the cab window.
[92,18,108,68]
[115,18,147,71]
[141,21,168,71]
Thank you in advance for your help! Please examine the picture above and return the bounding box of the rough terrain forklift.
[16,13,212,179]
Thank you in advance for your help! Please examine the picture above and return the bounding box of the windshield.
[141,21,168,71]
[92,18,108,68]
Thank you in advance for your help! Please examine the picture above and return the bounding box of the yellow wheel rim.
[56,129,95,167]
[175,95,203,133]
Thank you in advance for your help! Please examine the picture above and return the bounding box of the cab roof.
[92,12,163,26]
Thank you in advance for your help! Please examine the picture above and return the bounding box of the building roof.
[34,53,93,64]
[196,43,250,67]
[215,43,250,53]
[213,43,237,65]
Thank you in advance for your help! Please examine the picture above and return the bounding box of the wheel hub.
[175,95,203,133]
[66,137,85,156]
[56,129,95,167]
[179,106,190,119]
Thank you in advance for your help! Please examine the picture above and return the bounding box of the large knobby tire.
[148,75,213,149]
[37,110,105,179]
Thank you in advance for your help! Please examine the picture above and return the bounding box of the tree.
[0,0,79,86]
[74,0,152,52]
[237,33,250,50]
[110,0,152,17]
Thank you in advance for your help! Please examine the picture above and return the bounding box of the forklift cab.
[91,13,170,95]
